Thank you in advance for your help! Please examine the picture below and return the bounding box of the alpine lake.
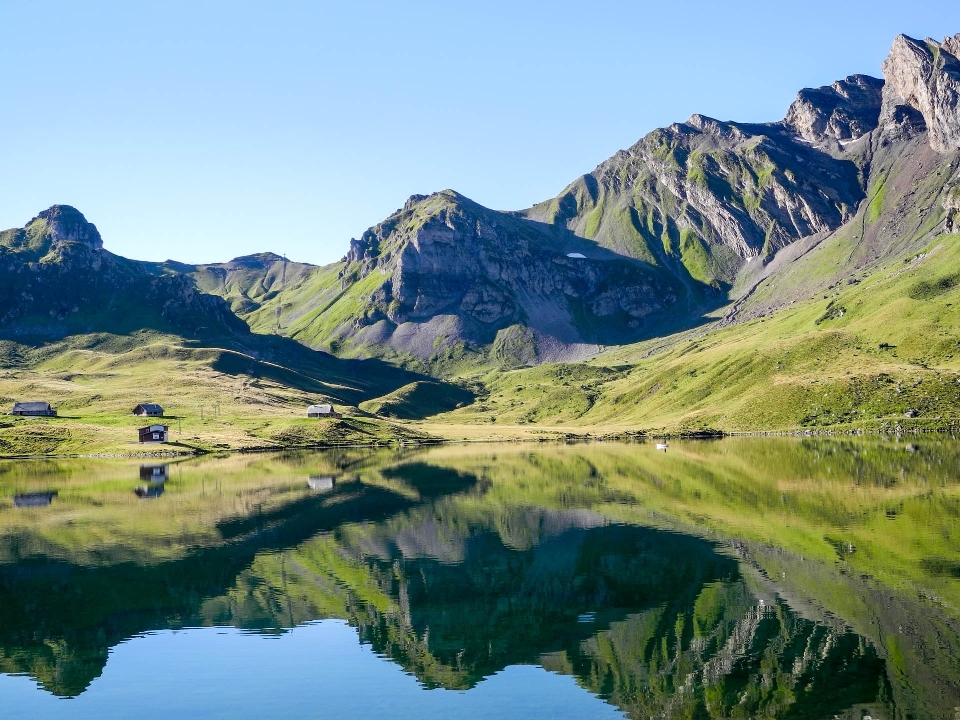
[1,437,959,719]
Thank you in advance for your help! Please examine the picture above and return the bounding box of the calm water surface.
[0,437,958,719]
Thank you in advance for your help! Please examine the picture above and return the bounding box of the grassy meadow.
[0,333,437,456]
[2,209,959,456]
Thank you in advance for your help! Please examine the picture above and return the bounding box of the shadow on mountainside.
[0,316,473,413]
[201,332,472,408]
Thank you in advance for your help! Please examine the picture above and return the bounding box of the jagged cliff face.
[218,32,960,366]
[783,74,885,145]
[881,34,960,152]
[329,190,683,361]
[0,205,104,269]
[0,206,246,339]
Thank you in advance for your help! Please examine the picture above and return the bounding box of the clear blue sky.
[2,1,958,266]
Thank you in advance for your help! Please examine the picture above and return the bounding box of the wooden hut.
[139,465,169,482]
[12,402,56,417]
[133,403,164,417]
[138,425,169,444]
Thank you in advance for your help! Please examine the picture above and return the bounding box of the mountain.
[195,193,697,368]
[0,205,246,339]
[217,33,960,376]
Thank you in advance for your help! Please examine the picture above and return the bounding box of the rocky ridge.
[314,30,960,363]
[334,190,682,362]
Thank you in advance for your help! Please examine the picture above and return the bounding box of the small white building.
[307,404,342,419]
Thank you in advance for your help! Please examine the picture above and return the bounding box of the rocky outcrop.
[338,191,678,356]
[881,34,960,152]
[0,205,105,269]
[784,74,884,145]
[35,205,104,251]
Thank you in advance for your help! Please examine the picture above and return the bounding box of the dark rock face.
[881,34,960,152]
[784,74,885,145]
[275,33,960,363]
[340,191,679,354]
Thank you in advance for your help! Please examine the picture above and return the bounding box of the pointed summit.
[30,205,103,251]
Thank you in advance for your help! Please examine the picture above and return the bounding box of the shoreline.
[1,421,958,460]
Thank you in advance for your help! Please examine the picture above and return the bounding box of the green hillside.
[431,228,960,435]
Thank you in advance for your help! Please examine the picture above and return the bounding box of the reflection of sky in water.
[0,622,625,720]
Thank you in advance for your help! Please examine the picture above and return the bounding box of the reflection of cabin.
[134,485,165,499]
[308,475,336,492]
[12,402,56,417]
[133,403,164,417]
[14,491,58,507]
[139,465,169,482]
[307,404,342,419]
[138,425,169,443]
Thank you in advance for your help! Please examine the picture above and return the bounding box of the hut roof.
[12,402,52,412]
[307,404,334,414]
[135,403,164,413]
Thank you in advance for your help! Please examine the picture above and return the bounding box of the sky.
[2,1,959,266]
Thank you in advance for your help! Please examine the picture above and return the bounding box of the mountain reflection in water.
[0,439,957,719]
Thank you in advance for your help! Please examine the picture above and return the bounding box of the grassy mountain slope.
[5,33,960,448]
[415,41,960,437]
[426,223,960,435]
[523,113,865,288]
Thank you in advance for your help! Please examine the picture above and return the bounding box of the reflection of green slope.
[564,581,886,719]
[0,440,957,718]
[399,442,960,717]
[0,479,441,696]
[213,506,887,719]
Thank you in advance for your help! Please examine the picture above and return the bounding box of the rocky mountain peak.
[223,252,289,269]
[783,74,884,146]
[683,114,746,141]
[31,205,103,251]
[881,33,960,152]
[403,194,430,211]
[943,34,960,58]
